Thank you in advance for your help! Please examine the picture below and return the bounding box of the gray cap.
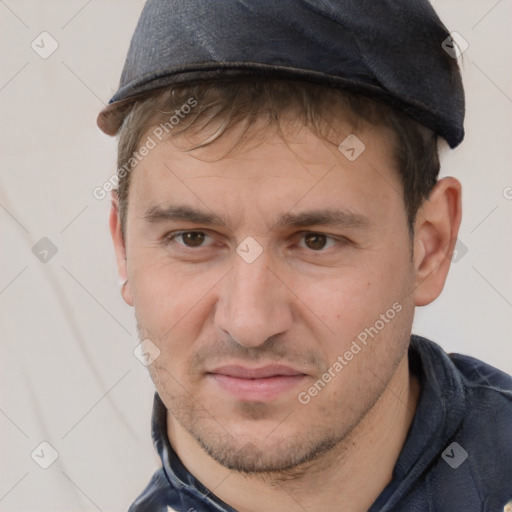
[97,0,465,147]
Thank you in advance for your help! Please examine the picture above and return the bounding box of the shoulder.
[449,351,512,454]
[450,351,512,395]
[447,352,512,505]
[403,339,512,509]
[449,351,512,416]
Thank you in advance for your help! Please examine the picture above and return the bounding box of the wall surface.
[0,1,511,511]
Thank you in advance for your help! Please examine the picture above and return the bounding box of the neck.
[168,355,419,512]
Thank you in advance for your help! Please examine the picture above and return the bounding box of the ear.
[411,177,462,306]
[109,191,134,306]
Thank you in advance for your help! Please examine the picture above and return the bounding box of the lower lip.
[208,374,306,401]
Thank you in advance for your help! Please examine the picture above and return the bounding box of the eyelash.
[162,231,217,249]
[161,230,347,252]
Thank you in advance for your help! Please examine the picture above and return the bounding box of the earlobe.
[120,279,133,306]
[109,191,134,306]
[411,177,462,307]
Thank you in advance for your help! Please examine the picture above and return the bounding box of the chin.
[188,414,347,475]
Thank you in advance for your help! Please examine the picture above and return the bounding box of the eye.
[164,231,214,248]
[297,232,342,251]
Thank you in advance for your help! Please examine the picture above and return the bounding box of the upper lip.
[208,365,305,379]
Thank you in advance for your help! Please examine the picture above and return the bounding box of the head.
[109,78,462,473]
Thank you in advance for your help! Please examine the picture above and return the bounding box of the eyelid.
[294,231,348,250]
[162,230,216,247]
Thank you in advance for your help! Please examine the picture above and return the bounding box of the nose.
[214,251,294,348]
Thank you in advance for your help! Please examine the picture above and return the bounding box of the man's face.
[119,118,418,472]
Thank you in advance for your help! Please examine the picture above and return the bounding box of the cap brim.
[97,68,464,147]
[97,98,135,136]
[97,90,161,136]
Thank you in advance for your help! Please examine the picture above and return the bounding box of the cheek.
[131,267,214,380]
[128,250,217,340]
[292,244,412,344]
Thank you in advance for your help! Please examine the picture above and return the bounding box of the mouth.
[206,364,307,401]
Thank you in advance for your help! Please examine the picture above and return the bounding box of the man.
[97,1,512,510]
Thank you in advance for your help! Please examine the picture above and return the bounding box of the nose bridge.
[233,255,273,309]
[215,250,292,347]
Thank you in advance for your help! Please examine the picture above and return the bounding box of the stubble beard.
[149,364,396,483]
[138,320,407,482]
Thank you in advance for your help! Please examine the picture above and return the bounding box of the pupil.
[305,233,326,250]
[183,232,205,247]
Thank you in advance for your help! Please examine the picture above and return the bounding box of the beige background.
[1,1,511,511]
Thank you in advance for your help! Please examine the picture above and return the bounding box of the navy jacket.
[129,335,512,511]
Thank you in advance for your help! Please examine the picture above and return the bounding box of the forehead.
[127,119,402,232]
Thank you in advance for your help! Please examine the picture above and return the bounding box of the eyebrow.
[144,205,226,226]
[273,209,371,230]
[143,205,372,231]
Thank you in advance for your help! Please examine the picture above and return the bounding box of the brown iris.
[304,233,327,251]
[181,232,206,247]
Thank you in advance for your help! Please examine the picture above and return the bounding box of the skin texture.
[110,117,462,511]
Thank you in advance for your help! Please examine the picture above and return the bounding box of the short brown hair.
[116,79,441,238]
